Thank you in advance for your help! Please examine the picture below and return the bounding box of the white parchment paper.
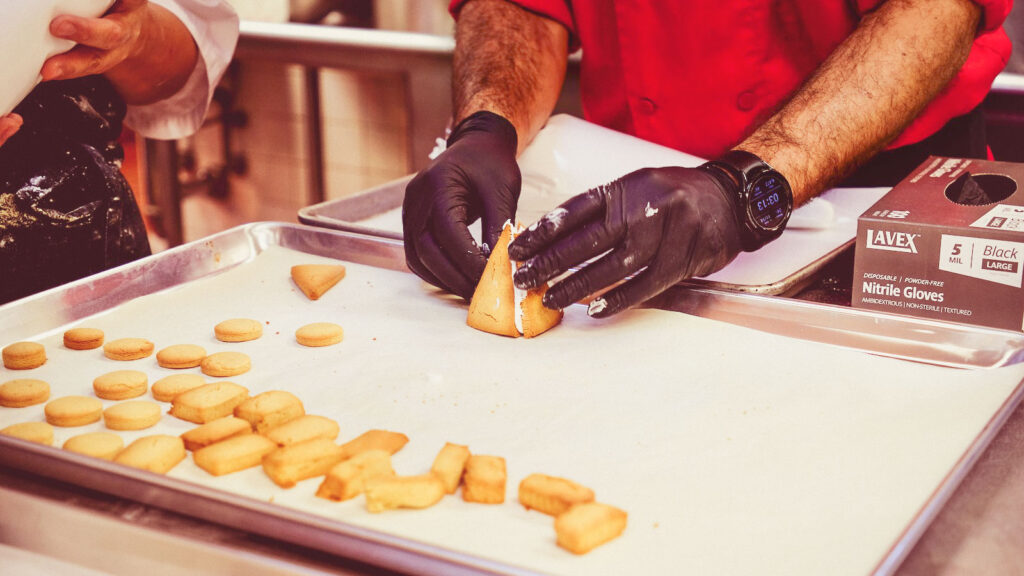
[2,245,1022,576]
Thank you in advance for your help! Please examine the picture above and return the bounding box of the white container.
[0,0,114,116]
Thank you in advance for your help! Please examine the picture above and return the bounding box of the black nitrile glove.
[402,111,520,299]
[508,166,746,318]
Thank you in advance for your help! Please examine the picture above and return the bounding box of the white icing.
[588,297,608,316]
[645,202,659,217]
[509,222,527,335]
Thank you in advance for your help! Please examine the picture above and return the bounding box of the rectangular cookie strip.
[316,449,395,502]
[462,455,506,504]
[339,429,409,460]
[194,434,277,476]
[519,473,595,516]
[430,442,470,494]
[262,438,345,488]
[365,474,446,513]
[265,415,340,447]
[233,390,305,434]
[181,416,252,452]
[554,502,628,555]
[171,382,250,424]
[114,435,186,475]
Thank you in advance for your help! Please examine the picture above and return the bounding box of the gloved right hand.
[402,111,521,299]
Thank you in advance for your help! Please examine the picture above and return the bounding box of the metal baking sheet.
[2,222,1024,576]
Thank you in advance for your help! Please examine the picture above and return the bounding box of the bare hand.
[40,0,148,82]
[0,114,23,148]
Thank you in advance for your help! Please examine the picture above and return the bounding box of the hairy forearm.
[106,4,198,105]
[453,0,568,153]
[738,0,981,204]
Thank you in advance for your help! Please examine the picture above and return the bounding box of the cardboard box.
[852,156,1024,331]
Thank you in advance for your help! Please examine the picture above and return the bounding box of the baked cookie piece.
[554,502,628,555]
[295,323,344,347]
[519,473,595,516]
[181,415,252,451]
[316,449,395,502]
[291,264,346,301]
[462,455,506,504]
[264,414,339,447]
[44,396,103,427]
[200,351,251,378]
[2,342,46,370]
[194,433,277,476]
[63,432,125,460]
[103,401,162,431]
[262,438,345,488]
[214,318,263,343]
[0,378,50,408]
[170,381,250,424]
[63,327,105,350]
[93,370,148,400]
[152,373,206,402]
[103,338,155,361]
[234,390,304,434]
[364,474,446,513]
[0,421,54,445]
[430,442,471,494]
[114,435,186,474]
[339,429,409,461]
[156,344,207,369]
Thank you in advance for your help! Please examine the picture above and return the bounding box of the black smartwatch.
[702,150,793,252]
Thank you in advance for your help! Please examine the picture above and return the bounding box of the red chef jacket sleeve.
[449,0,580,52]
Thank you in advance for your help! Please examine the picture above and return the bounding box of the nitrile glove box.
[852,156,1024,331]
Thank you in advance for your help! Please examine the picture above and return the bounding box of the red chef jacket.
[449,0,1012,160]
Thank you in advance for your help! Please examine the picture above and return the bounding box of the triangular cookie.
[467,222,563,338]
[291,264,346,301]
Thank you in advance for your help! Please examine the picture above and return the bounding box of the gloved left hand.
[508,166,744,318]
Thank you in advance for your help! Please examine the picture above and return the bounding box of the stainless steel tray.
[2,222,1023,576]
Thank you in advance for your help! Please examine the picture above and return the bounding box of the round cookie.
[63,432,125,460]
[295,323,344,347]
[0,422,54,445]
[103,338,155,361]
[156,344,207,369]
[104,401,162,431]
[2,341,46,370]
[214,318,263,343]
[93,370,148,400]
[0,378,50,408]
[152,373,206,402]
[200,351,251,378]
[63,327,105,350]
[45,396,103,427]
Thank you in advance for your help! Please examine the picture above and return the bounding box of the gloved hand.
[402,110,521,299]
[508,166,746,318]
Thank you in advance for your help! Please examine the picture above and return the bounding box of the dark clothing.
[0,77,151,305]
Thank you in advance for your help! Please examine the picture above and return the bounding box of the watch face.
[747,172,790,231]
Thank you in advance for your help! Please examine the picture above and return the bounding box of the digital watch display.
[702,150,793,251]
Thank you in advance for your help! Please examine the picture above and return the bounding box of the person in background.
[403,0,1010,318]
[0,0,238,304]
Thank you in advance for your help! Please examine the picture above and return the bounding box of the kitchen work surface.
[300,115,889,294]
[2,223,1023,576]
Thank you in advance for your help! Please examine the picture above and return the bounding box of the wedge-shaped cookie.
[316,449,395,502]
[265,414,339,447]
[365,474,446,513]
[194,433,277,476]
[462,454,506,504]
[291,264,346,300]
[234,390,304,434]
[430,442,470,494]
[519,473,595,516]
[554,502,628,555]
[467,222,562,338]
[339,429,409,461]
[262,438,345,488]
[170,381,249,424]
[181,415,252,451]
[115,435,186,475]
